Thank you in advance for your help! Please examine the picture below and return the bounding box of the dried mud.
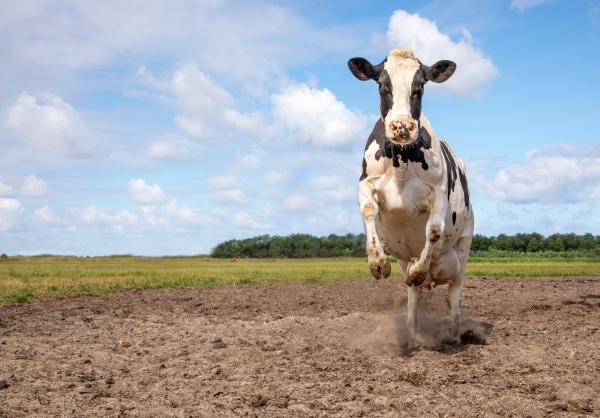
[1,276,599,417]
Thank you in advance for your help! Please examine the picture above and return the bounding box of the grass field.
[1,256,599,305]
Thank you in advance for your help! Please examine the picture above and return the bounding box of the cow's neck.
[388,125,432,167]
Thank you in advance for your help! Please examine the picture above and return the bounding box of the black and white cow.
[348,48,474,342]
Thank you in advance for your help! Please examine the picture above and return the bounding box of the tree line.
[211,233,600,258]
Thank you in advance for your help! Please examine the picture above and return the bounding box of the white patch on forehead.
[383,48,420,121]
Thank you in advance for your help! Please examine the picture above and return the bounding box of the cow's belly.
[373,175,432,260]
[376,212,428,260]
[377,213,462,283]
[372,174,465,281]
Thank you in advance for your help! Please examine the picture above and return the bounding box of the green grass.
[0,256,599,305]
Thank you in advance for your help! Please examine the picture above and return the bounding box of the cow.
[348,48,474,345]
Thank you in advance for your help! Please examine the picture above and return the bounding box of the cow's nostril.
[408,122,416,131]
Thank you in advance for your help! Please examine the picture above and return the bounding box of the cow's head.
[348,48,455,145]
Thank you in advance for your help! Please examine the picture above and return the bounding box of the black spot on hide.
[359,119,432,180]
[373,123,432,170]
[440,141,470,210]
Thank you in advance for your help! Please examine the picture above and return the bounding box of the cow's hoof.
[407,263,428,286]
[368,254,391,280]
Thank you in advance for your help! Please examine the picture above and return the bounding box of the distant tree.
[493,234,514,251]
[210,232,599,258]
[471,234,492,251]
[545,234,565,252]
[577,233,595,251]
[562,233,579,251]
[0,253,7,259]
[526,233,544,252]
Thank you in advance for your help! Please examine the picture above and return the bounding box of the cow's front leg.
[407,189,447,286]
[359,178,390,280]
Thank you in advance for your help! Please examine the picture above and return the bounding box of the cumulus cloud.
[386,10,498,97]
[0,181,14,196]
[128,178,167,205]
[210,189,250,206]
[264,171,289,186]
[0,1,361,90]
[510,0,553,13]
[283,194,311,212]
[475,145,600,204]
[232,211,273,230]
[34,204,61,224]
[145,142,190,161]
[209,175,239,189]
[163,199,204,225]
[6,92,91,156]
[313,175,355,202]
[313,175,344,189]
[0,198,24,231]
[81,206,138,226]
[140,64,271,140]
[21,174,48,197]
[209,175,250,206]
[272,83,368,149]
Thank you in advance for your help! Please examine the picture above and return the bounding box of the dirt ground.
[1,276,599,417]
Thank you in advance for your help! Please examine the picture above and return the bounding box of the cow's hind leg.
[448,234,472,342]
[399,260,420,350]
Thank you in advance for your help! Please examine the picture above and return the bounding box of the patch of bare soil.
[1,277,599,417]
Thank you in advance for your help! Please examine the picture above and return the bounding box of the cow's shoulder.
[359,119,387,181]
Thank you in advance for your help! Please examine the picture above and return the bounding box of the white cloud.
[283,194,311,212]
[510,0,553,13]
[209,175,239,189]
[6,92,91,156]
[145,142,189,161]
[0,181,14,196]
[209,175,251,206]
[264,171,289,186]
[239,153,260,168]
[386,10,498,97]
[21,174,48,197]
[128,178,167,205]
[81,206,138,226]
[272,83,368,149]
[313,175,344,189]
[172,64,233,116]
[0,1,361,90]
[210,189,250,206]
[322,186,356,202]
[0,198,23,231]
[313,175,355,202]
[34,204,60,224]
[164,199,204,225]
[237,146,265,168]
[232,211,273,230]
[475,145,600,204]
[142,64,272,140]
[81,206,112,224]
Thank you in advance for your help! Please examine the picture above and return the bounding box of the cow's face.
[348,48,455,145]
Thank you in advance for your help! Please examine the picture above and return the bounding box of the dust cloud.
[352,304,490,356]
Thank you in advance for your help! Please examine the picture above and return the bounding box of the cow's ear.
[425,60,456,83]
[348,57,382,81]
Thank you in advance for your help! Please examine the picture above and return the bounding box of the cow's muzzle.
[387,117,418,144]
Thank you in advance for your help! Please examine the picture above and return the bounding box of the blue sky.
[1,0,599,255]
